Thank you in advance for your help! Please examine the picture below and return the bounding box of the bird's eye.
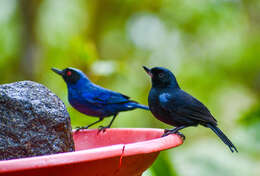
[159,73,164,78]
[67,71,72,76]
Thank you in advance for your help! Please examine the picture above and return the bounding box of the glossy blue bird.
[52,67,149,132]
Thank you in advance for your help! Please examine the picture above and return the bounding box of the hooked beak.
[51,68,63,76]
[143,66,152,77]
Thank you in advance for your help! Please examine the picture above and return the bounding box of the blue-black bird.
[52,67,149,132]
[143,66,238,153]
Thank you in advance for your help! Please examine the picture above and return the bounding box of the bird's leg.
[162,125,189,138]
[98,113,118,133]
[76,118,104,132]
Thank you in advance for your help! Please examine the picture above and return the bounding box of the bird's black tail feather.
[207,123,238,153]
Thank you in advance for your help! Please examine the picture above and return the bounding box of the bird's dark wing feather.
[94,92,130,104]
[159,90,217,124]
[81,84,130,105]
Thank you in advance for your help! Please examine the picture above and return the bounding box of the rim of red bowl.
[0,128,183,173]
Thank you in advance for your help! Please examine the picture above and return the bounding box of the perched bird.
[143,66,238,153]
[52,67,149,132]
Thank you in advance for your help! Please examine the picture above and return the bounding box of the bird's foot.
[162,129,185,140]
[164,128,173,134]
[161,131,170,137]
[75,126,89,132]
[162,128,177,137]
[175,131,185,141]
[98,126,109,133]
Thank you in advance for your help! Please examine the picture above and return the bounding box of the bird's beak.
[143,66,152,77]
[51,68,63,76]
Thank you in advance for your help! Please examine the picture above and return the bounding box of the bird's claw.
[98,126,109,133]
[162,129,185,141]
[176,131,185,141]
[75,126,89,132]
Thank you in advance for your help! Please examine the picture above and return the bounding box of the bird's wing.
[81,84,131,105]
[94,92,130,104]
[159,90,217,124]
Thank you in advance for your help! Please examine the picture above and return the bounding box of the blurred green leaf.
[239,104,260,127]
[150,151,178,176]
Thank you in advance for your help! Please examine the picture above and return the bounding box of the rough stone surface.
[0,81,75,160]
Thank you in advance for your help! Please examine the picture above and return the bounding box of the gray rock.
[0,81,75,160]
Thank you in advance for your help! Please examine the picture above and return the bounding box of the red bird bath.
[0,128,182,176]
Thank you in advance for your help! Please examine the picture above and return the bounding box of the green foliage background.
[0,0,259,175]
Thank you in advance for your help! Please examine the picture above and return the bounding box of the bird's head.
[51,67,89,85]
[143,66,179,89]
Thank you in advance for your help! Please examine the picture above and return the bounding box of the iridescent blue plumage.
[52,67,149,132]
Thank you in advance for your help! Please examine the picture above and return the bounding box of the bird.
[52,67,149,132]
[143,66,238,153]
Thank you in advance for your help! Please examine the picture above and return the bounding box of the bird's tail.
[128,101,149,110]
[207,123,238,153]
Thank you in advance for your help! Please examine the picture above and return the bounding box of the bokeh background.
[0,0,260,175]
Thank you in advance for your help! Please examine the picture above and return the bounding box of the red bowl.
[0,128,183,176]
